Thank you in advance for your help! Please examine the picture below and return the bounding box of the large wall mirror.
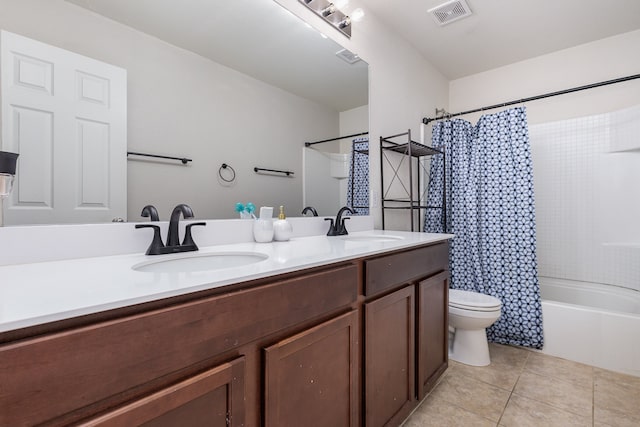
[0,0,368,225]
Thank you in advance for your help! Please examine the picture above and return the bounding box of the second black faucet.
[325,206,355,236]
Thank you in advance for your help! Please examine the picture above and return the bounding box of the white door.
[1,30,127,225]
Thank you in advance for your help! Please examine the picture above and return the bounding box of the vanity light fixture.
[298,0,352,38]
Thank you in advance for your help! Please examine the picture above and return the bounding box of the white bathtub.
[540,277,640,377]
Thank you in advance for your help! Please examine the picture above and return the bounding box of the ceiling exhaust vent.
[336,48,361,64]
[428,0,473,26]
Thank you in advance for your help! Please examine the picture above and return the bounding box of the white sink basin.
[340,235,404,243]
[133,252,268,273]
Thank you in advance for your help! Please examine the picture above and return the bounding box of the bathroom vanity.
[0,230,450,426]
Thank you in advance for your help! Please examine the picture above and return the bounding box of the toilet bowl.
[448,289,502,366]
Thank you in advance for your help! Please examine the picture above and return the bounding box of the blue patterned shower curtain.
[424,107,543,349]
[347,137,369,215]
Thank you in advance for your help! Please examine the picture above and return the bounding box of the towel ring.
[219,163,236,183]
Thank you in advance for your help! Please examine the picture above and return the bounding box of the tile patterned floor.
[402,344,640,427]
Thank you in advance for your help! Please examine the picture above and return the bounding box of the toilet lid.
[449,289,502,310]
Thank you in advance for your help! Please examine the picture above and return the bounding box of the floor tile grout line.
[510,362,594,420]
[495,388,513,426]
[495,350,529,426]
[411,367,500,426]
[449,365,523,393]
[505,349,597,423]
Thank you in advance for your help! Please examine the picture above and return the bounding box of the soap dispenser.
[273,206,293,241]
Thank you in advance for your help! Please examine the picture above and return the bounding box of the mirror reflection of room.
[0,0,369,225]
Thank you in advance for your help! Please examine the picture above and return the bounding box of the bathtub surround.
[531,105,640,294]
[529,105,640,376]
[425,107,543,349]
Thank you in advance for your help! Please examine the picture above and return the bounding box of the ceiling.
[364,0,640,79]
[66,0,368,111]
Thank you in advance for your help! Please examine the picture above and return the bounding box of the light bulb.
[334,0,349,9]
[339,16,351,29]
[351,8,365,22]
[322,4,337,17]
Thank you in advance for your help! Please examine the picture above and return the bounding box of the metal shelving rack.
[380,129,446,231]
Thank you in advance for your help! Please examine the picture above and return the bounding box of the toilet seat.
[449,289,502,312]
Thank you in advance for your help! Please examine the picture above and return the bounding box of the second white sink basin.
[133,252,268,273]
[340,235,404,243]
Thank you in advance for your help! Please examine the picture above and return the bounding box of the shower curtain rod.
[305,131,369,147]
[422,73,640,125]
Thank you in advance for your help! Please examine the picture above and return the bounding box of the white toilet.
[448,289,502,366]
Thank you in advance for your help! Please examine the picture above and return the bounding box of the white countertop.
[0,230,451,333]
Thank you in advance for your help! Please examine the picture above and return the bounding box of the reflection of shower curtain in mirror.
[347,137,369,215]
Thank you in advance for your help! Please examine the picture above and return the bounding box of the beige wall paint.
[449,30,640,125]
[0,0,340,222]
[277,0,450,230]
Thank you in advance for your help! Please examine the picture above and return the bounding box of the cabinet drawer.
[364,243,448,296]
[81,356,245,427]
[0,264,358,426]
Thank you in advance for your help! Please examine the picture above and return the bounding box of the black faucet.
[167,204,194,246]
[135,204,206,255]
[325,206,355,236]
[140,205,159,221]
[301,206,318,216]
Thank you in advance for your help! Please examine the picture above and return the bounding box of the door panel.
[365,286,415,427]
[1,30,127,224]
[264,311,359,427]
[417,271,449,399]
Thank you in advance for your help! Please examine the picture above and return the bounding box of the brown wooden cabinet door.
[365,286,415,427]
[264,311,359,427]
[80,357,245,427]
[417,271,449,400]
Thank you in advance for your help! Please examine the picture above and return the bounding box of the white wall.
[302,148,345,215]
[340,104,369,142]
[0,0,339,222]
[449,30,640,124]
[277,0,450,229]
